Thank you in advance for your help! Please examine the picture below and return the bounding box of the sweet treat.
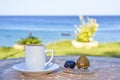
[64,60,76,69]
[76,55,90,69]
[63,56,92,75]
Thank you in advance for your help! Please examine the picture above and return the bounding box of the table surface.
[0,56,120,80]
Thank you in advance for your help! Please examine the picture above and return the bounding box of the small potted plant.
[72,16,99,49]
[13,33,42,50]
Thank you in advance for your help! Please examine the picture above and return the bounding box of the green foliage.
[1,41,120,59]
[47,40,120,57]
[75,16,99,42]
[0,47,24,59]
[17,33,42,45]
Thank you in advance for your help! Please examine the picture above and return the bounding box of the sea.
[0,16,120,47]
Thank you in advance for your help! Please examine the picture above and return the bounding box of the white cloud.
[0,0,120,15]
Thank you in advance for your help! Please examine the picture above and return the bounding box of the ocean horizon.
[0,16,120,47]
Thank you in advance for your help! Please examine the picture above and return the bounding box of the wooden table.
[0,56,120,80]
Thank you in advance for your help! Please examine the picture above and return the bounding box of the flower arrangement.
[72,16,99,49]
[74,16,99,42]
[17,33,42,45]
[13,33,42,50]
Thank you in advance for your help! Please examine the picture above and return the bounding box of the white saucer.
[12,62,60,75]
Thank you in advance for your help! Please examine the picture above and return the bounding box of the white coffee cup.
[25,44,54,71]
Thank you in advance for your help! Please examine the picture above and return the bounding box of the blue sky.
[0,0,120,15]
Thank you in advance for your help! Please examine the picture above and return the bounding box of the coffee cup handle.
[45,50,54,66]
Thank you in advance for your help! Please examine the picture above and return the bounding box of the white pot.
[13,44,24,50]
[72,40,99,49]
